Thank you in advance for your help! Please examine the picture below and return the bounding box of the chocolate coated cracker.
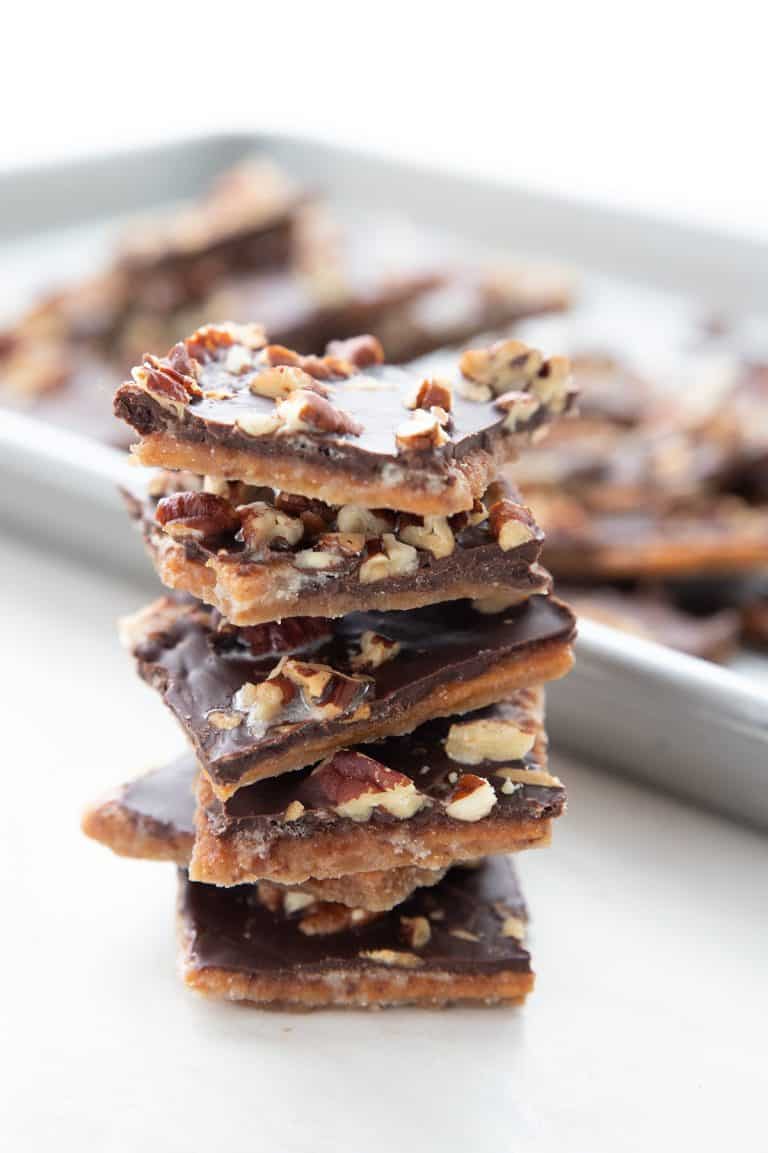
[114,324,575,515]
[129,473,549,626]
[179,856,534,1008]
[123,593,575,795]
[81,754,446,911]
[191,690,565,886]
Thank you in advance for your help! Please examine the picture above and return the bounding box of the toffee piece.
[123,593,576,795]
[190,690,565,887]
[129,472,548,626]
[81,754,446,911]
[179,855,534,1008]
[114,324,575,515]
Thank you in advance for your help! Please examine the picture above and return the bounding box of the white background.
[1,2,765,238]
[2,6,767,1150]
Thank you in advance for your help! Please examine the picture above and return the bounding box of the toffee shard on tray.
[113,323,576,516]
[122,593,576,796]
[179,855,534,1008]
[530,492,768,580]
[191,689,565,886]
[127,471,549,626]
[80,753,447,912]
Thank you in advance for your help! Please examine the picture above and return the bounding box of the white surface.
[0,3,766,241]
[1,528,766,1151]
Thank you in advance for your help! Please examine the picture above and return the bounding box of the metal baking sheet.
[0,132,766,823]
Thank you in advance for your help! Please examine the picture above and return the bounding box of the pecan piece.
[325,334,385,368]
[238,501,304,552]
[336,505,396,535]
[278,658,372,720]
[445,716,537,764]
[444,774,497,821]
[350,631,401,671]
[155,491,240,541]
[400,915,432,949]
[405,377,453,413]
[311,750,425,821]
[395,409,449,451]
[276,389,363,436]
[493,390,542,431]
[459,339,543,394]
[488,500,539,551]
[359,534,419,583]
[399,514,455,558]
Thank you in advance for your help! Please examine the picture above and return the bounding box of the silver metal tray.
[1,132,766,824]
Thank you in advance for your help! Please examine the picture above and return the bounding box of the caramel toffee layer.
[80,753,447,911]
[114,324,575,515]
[130,473,548,625]
[179,856,533,1007]
[126,593,576,794]
[192,691,565,885]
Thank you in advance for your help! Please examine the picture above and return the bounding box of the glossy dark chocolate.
[129,594,576,789]
[121,755,196,837]
[180,856,530,978]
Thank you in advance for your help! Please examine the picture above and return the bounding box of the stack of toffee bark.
[83,322,578,1009]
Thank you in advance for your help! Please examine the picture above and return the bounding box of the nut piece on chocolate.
[80,752,447,911]
[123,593,576,796]
[178,856,534,1008]
[114,325,575,515]
[129,473,549,626]
[190,690,566,887]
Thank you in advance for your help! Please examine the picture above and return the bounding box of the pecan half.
[155,491,240,541]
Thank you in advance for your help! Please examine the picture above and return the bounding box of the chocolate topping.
[180,856,530,978]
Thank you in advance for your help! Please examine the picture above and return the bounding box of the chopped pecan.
[278,659,372,719]
[395,409,449,451]
[400,915,432,949]
[460,339,542,394]
[399,514,455,558]
[134,349,203,410]
[237,618,332,657]
[359,949,423,968]
[445,716,537,764]
[336,505,396,535]
[493,390,542,431]
[234,673,296,725]
[406,377,453,413]
[239,501,304,552]
[350,631,401,670]
[185,321,266,362]
[359,534,419,583]
[155,491,240,541]
[314,532,367,557]
[488,500,539,551]
[249,364,329,400]
[325,334,385,368]
[444,774,497,821]
[311,750,425,821]
[299,903,378,935]
[276,389,363,436]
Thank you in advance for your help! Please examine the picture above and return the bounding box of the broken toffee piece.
[532,494,768,580]
[129,472,549,626]
[114,324,575,515]
[565,587,740,662]
[81,753,446,911]
[124,593,576,796]
[191,690,565,887]
[179,855,534,1008]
